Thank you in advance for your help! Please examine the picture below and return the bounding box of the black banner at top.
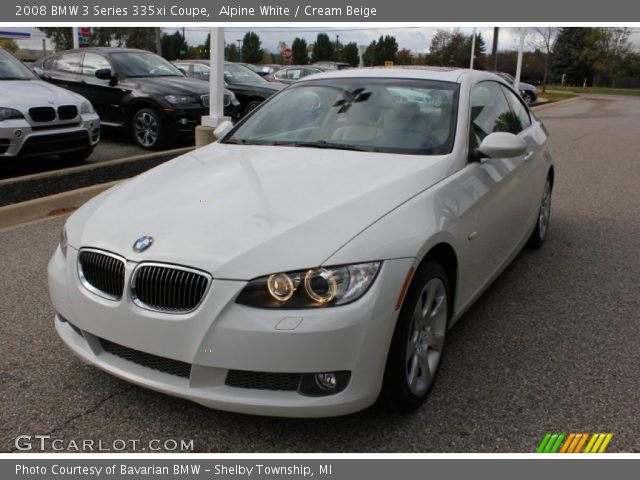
[4,0,640,22]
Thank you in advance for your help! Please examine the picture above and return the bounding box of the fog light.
[299,371,350,396]
[14,129,22,138]
[178,118,189,125]
[315,373,337,390]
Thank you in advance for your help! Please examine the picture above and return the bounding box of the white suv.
[0,48,100,161]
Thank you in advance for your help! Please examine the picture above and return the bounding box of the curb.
[531,95,581,112]
[0,145,194,189]
[0,180,120,231]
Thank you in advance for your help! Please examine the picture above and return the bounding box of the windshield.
[0,49,38,80]
[110,51,184,78]
[224,63,267,84]
[223,78,459,155]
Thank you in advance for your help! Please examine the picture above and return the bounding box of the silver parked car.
[0,48,100,161]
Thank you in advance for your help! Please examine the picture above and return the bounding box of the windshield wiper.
[223,139,266,145]
[271,140,373,152]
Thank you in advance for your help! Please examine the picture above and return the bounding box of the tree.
[260,50,274,65]
[241,31,263,64]
[311,33,334,62]
[291,37,308,65]
[362,35,398,66]
[161,31,187,60]
[529,27,558,92]
[0,39,18,53]
[341,42,360,67]
[38,27,73,51]
[225,43,240,62]
[376,35,399,64]
[551,27,595,85]
[427,29,486,69]
[125,28,157,52]
[362,40,377,66]
[396,48,413,65]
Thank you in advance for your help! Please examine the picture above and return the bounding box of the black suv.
[173,60,285,117]
[35,48,239,149]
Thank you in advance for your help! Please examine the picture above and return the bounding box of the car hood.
[519,81,537,92]
[0,79,84,107]
[124,76,210,96]
[68,144,453,279]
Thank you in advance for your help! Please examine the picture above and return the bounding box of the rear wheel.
[381,262,450,411]
[131,108,165,150]
[527,176,552,249]
[523,92,535,105]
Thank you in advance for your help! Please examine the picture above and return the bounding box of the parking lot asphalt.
[1,95,639,453]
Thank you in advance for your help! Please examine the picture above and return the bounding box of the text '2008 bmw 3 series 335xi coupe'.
[49,67,554,417]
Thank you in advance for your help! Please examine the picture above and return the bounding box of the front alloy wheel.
[382,262,450,411]
[527,176,552,249]
[132,108,164,149]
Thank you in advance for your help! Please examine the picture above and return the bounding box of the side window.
[470,81,520,150]
[81,53,111,77]
[274,70,288,80]
[287,69,302,80]
[500,85,532,131]
[192,64,210,81]
[53,53,82,74]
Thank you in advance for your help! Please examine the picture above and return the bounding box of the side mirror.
[476,132,527,159]
[176,66,187,75]
[214,120,234,140]
[95,68,112,80]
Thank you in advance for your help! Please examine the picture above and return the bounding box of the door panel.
[468,81,530,285]
[78,53,127,125]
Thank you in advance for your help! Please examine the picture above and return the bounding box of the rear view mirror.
[477,132,527,159]
[214,120,234,140]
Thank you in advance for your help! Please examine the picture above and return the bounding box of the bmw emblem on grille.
[133,236,154,253]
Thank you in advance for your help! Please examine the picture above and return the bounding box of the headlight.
[80,100,95,114]
[164,95,198,105]
[0,107,24,121]
[60,225,68,258]
[236,262,381,309]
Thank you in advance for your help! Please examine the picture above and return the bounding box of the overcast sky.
[8,26,640,54]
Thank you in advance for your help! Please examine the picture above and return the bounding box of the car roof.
[297,66,503,84]
[51,47,154,55]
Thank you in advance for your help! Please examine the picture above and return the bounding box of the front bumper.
[165,103,241,136]
[0,113,100,158]
[48,245,412,417]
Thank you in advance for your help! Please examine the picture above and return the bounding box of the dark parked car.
[173,60,285,117]
[264,65,330,84]
[34,48,239,149]
[494,72,539,104]
[251,64,283,77]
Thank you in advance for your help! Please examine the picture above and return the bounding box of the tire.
[381,262,450,411]
[59,147,92,164]
[526,176,552,249]
[243,100,262,117]
[523,92,535,105]
[131,108,166,150]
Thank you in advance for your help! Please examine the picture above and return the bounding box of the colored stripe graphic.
[536,433,613,453]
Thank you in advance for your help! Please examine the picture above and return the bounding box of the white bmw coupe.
[48,67,554,417]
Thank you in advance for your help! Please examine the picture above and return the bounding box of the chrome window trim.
[130,262,212,314]
[77,247,126,302]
